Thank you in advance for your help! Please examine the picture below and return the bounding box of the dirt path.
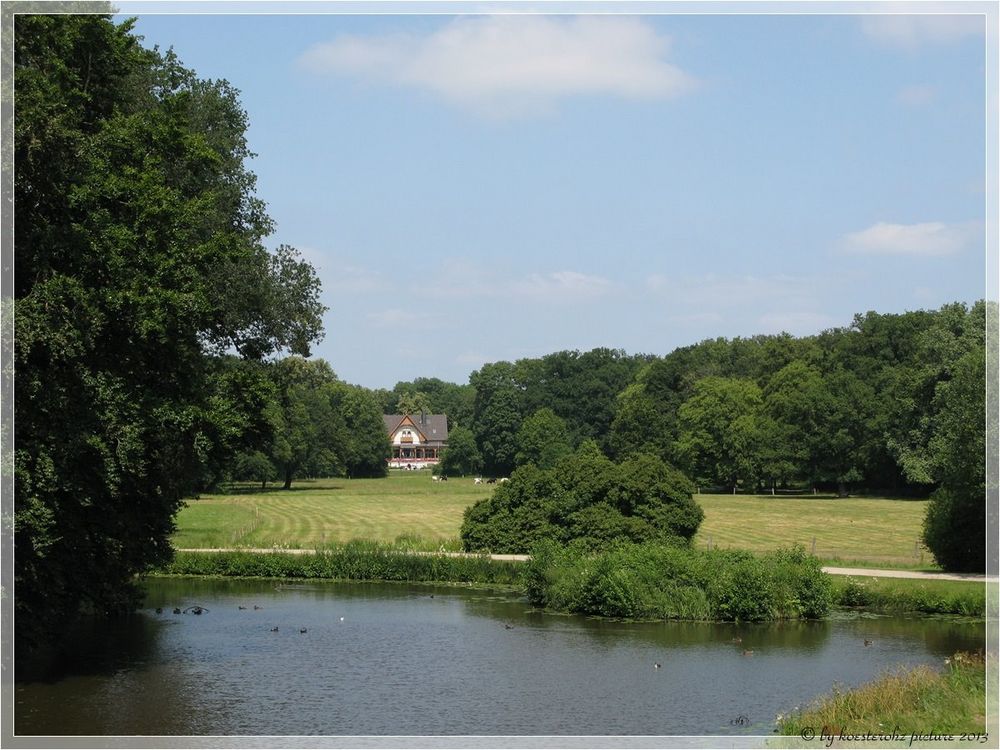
[174,548,994,582]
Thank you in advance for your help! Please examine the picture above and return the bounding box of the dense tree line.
[414,304,986,570]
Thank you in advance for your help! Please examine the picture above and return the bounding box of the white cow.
[474,477,483,485]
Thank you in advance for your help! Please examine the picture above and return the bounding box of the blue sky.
[124,9,988,389]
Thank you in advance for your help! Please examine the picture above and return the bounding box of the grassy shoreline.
[776,652,987,736]
[158,545,987,619]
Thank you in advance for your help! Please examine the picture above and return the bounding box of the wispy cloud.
[860,13,982,50]
[298,15,697,118]
[510,271,615,301]
[367,308,446,330]
[647,273,815,308]
[895,84,937,106]
[843,221,978,257]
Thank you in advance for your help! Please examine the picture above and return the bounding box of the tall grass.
[777,652,986,735]
[833,576,986,617]
[159,541,523,586]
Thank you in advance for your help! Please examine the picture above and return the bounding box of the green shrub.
[525,542,832,622]
[461,446,701,554]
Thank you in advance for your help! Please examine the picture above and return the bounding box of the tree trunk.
[838,480,848,498]
[283,466,294,490]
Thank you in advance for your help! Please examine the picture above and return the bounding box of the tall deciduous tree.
[675,377,764,493]
[514,408,572,469]
[439,426,483,477]
[14,15,325,651]
[922,344,987,571]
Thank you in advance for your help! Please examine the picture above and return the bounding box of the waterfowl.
[238,606,247,610]
[339,616,345,622]
[155,607,163,614]
[172,607,182,614]
[184,605,209,615]
[300,627,308,634]
[731,637,742,643]
[270,626,279,632]
[254,605,262,610]
[742,649,754,656]
[654,663,662,669]
[505,623,515,630]
[864,639,873,647]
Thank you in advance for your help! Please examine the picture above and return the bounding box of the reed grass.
[777,652,986,735]
[158,541,523,586]
[832,576,986,617]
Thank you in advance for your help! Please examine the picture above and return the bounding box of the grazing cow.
[432,475,440,482]
[474,477,482,485]
[499,477,509,483]
[440,475,448,482]
[486,478,497,485]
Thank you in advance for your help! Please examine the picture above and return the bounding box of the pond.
[15,577,984,737]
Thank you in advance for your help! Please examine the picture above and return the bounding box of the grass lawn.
[173,473,936,568]
[693,493,933,567]
[172,471,486,549]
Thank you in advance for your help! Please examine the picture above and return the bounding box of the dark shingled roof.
[383,414,449,443]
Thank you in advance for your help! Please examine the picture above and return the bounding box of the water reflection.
[15,578,985,737]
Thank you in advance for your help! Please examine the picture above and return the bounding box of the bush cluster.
[524,541,832,622]
[461,443,703,554]
[159,542,523,586]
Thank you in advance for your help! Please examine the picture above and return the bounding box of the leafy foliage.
[523,542,831,621]
[14,15,325,651]
[461,444,702,553]
[922,344,986,571]
[439,426,483,477]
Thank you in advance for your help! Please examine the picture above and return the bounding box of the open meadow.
[172,472,932,566]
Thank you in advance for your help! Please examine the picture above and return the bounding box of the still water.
[16,577,984,736]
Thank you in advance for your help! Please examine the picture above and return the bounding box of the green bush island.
[461,443,703,553]
[524,541,832,622]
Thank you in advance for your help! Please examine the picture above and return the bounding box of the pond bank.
[162,546,987,619]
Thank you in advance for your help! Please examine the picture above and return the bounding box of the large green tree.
[514,408,573,469]
[439,426,483,477]
[922,343,987,571]
[675,377,764,492]
[14,15,325,651]
[339,385,392,478]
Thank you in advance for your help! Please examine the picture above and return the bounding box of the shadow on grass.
[199,483,346,496]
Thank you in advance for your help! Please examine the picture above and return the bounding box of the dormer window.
[400,429,414,443]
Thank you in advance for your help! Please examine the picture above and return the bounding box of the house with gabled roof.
[383,413,448,469]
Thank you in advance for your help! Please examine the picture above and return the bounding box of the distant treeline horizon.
[371,299,986,498]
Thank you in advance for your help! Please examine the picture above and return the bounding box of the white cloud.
[647,273,814,309]
[861,13,982,50]
[895,84,937,106]
[843,221,977,257]
[367,308,445,330]
[299,16,697,118]
[510,270,615,300]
